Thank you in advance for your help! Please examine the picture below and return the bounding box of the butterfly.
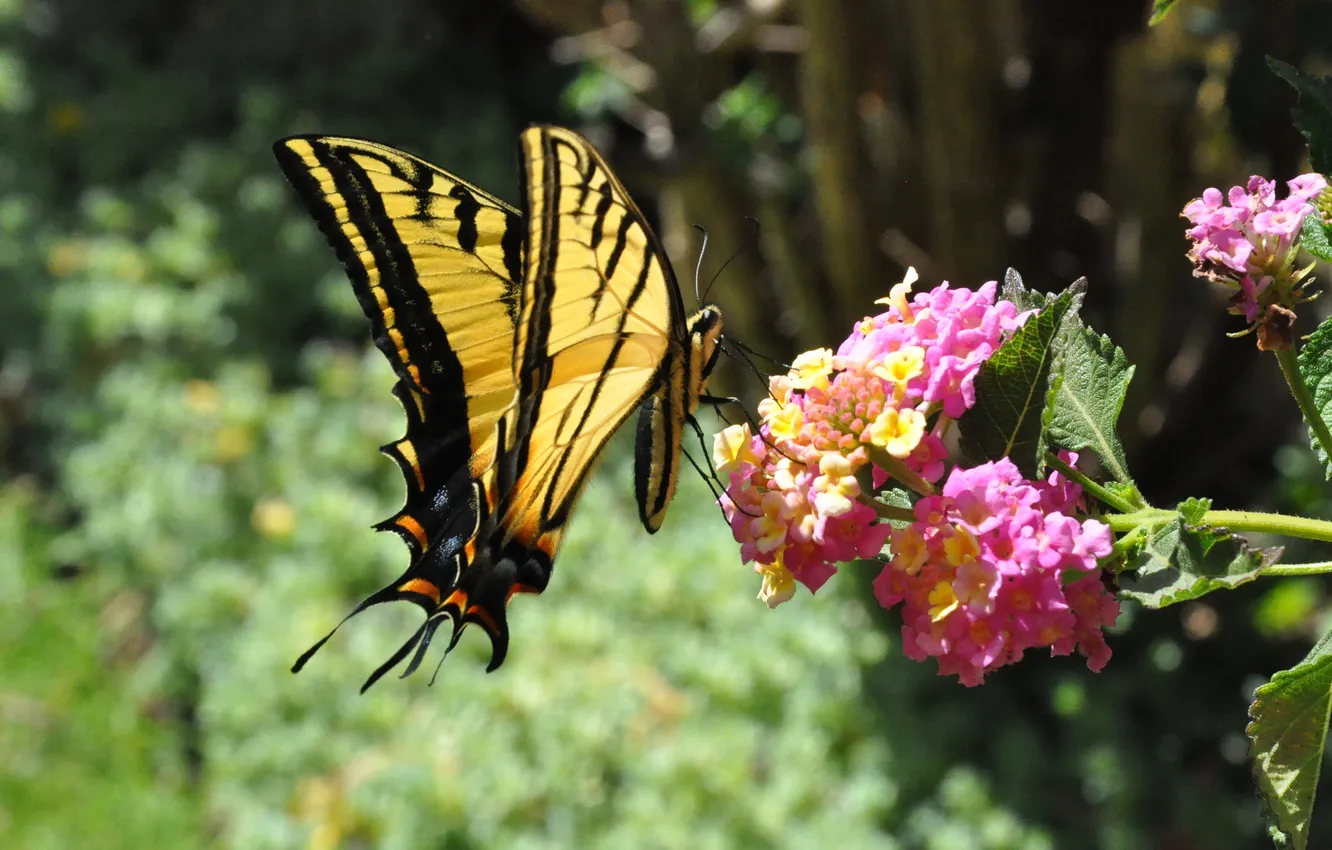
[274,126,723,688]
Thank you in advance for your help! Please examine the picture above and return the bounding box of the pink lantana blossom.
[1181,172,1326,347]
[714,270,1123,684]
[872,455,1117,685]
[717,271,1024,600]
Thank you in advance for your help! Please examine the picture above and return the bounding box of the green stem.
[1105,509,1174,533]
[1262,562,1332,576]
[866,445,935,497]
[1104,507,1332,543]
[1275,347,1332,461]
[1204,509,1332,543]
[1045,452,1137,514]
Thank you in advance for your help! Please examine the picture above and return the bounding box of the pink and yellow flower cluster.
[875,455,1115,686]
[1181,173,1326,341]
[714,270,1121,684]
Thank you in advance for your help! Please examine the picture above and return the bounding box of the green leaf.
[960,280,1084,478]
[1297,314,1332,478]
[999,267,1048,313]
[1117,505,1283,608]
[872,483,917,533]
[1300,213,1332,262]
[1269,58,1332,175]
[1177,497,1211,525]
[1102,480,1147,511]
[1148,0,1182,25]
[1247,627,1332,850]
[1044,325,1135,483]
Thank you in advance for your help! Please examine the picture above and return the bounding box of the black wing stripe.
[448,183,481,253]
[539,228,661,526]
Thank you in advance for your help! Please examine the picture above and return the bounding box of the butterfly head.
[687,305,725,385]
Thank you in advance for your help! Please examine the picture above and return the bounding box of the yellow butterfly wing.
[500,125,686,553]
[412,125,715,672]
[277,128,725,683]
[274,136,523,685]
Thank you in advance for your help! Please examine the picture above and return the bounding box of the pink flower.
[1181,172,1326,341]
[715,272,1122,683]
[873,456,1117,685]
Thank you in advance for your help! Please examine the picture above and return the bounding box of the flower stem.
[1262,561,1332,576]
[1104,506,1332,543]
[1275,347,1332,461]
[1045,452,1138,514]
[1204,509,1332,542]
[866,445,935,497]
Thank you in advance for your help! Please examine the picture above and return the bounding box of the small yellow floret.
[874,266,920,322]
[943,525,981,566]
[866,406,926,458]
[788,348,834,392]
[757,374,794,421]
[928,581,959,622]
[713,423,762,478]
[873,346,926,401]
[752,491,791,553]
[766,402,804,442]
[891,527,929,575]
[812,452,860,517]
[756,553,797,608]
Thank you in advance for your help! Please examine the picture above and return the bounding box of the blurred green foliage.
[5,2,1332,849]
[0,4,1050,847]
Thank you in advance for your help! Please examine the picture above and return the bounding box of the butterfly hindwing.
[275,136,522,685]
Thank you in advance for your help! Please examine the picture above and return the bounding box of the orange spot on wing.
[442,588,469,612]
[397,578,442,603]
[466,604,500,634]
[506,583,541,603]
[394,515,429,550]
[396,441,425,491]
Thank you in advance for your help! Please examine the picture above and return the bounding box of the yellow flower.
[928,581,959,622]
[890,527,929,575]
[770,456,800,491]
[812,452,860,517]
[252,498,296,539]
[757,374,794,421]
[751,491,791,553]
[866,406,926,458]
[755,552,796,608]
[766,402,804,442]
[788,348,834,392]
[713,423,762,478]
[943,525,981,566]
[873,346,926,400]
[874,266,920,323]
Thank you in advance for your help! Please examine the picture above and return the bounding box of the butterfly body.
[275,126,722,686]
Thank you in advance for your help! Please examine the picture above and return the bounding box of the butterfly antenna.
[728,336,789,371]
[680,438,748,524]
[708,385,798,466]
[722,340,779,395]
[700,217,762,305]
[694,405,773,519]
[692,224,709,306]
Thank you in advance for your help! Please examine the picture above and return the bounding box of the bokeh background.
[4,1,1332,847]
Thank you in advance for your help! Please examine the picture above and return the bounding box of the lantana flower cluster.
[714,270,1121,684]
[875,455,1116,686]
[1181,173,1327,348]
